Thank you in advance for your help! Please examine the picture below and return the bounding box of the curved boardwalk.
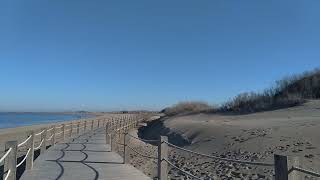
[20,127,151,180]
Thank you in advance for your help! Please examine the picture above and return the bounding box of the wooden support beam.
[51,126,56,145]
[26,131,34,170]
[4,141,17,180]
[274,154,288,180]
[158,136,168,180]
[77,122,80,135]
[62,124,65,141]
[123,133,128,164]
[40,128,47,154]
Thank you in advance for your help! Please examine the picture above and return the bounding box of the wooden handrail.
[1,115,149,180]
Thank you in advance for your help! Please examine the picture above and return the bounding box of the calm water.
[0,112,95,129]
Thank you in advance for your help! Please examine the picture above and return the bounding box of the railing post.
[116,118,119,131]
[62,124,65,141]
[131,117,134,129]
[119,120,121,133]
[127,121,129,132]
[84,121,87,132]
[274,154,288,180]
[4,141,17,180]
[91,120,94,130]
[98,119,100,128]
[77,122,80,135]
[110,133,113,152]
[41,128,47,153]
[51,126,56,145]
[105,124,109,144]
[121,118,124,131]
[111,117,114,127]
[123,133,127,164]
[70,123,73,136]
[26,131,34,170]
[158,136,168,180]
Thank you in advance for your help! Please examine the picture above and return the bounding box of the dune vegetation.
[161,101,213,116]
[163,68,320,115]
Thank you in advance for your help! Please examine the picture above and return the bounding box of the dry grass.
[220,68,320,113]
[163,68,320,115]
[162,101,213,116]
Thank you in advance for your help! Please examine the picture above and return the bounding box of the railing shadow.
[80,143,99,180]
[54,143,69,180]
[0,128,111,180]
[48,131,108,180]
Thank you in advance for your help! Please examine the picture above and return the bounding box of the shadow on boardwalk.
[19,128,151,180]
[51,132,101,180]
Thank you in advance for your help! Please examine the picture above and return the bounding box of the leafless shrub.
[163,69,319,115]
[162,101,213,116]
[221,68,320,113]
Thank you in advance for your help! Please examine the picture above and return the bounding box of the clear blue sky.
[1,0,319,112]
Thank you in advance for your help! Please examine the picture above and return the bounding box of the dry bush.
[274,68,320,99]
[162,101,213,116]
[163,69,319,115]
[221,68,320,113]
[221,92,304,113]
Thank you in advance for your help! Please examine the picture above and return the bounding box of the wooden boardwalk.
[20,127,151,180]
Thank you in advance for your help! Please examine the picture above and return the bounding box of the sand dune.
[138,100,320,179]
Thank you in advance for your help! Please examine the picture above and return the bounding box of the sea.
[0,112,95,129]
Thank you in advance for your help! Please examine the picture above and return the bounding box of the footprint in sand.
[293,142,304,146]
[304,154,314,158]
[292,149,303,153]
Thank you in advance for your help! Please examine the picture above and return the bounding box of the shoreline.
[0,112,100,130]
[0,113,106,158]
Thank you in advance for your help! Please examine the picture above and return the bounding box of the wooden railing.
[0,114,142,180]
[107,119,320,180]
